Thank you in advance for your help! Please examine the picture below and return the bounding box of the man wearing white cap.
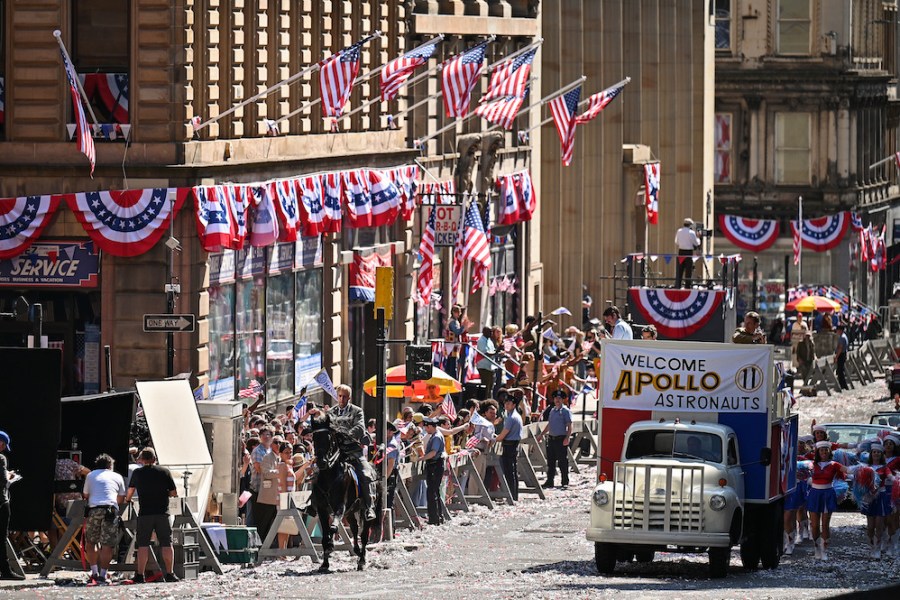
[674,217,701,288]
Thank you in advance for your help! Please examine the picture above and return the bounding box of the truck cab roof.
[626,420,735,437]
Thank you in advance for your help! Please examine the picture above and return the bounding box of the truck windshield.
[625,430,723,463]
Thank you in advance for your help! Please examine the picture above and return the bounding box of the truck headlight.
[593,488,609,507]
[709,494,727,511]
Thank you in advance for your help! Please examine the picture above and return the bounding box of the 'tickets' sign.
[599,340,772,413]
[0,240,99,288]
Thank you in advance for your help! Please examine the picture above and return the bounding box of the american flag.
[895,151,900,171]
[442,41,489,118]
[417,207,437,303]
[454,201,491,294]
[792,226,801,265]
[380,39,441,102]
[850,211,864,232]
[549,87,581,166]
[294,395,308,422]
[574,80,626,124]
[59,48,95,175]
[238,379,262,399]
[643,163,659,225]
[480,48,535,104]
[465,435,480,450]
[441,394,457,420]
[320,38,365,118]
[474,92,526,130]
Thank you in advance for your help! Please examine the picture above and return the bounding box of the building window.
[714,113,732,184]
[488,229,518,330]
[775,112,811,184]
[294,268,323,389]
[207,240,323,404]
[777,0,811,55]
[715,0,732,51]
[73,1,130,134]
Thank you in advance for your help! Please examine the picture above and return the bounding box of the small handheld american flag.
[441,394,457,420]
[465,435,480,450]
[238,379,262,399]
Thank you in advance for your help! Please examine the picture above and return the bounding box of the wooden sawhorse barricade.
[41,499,222,577]
[255,490,357,563]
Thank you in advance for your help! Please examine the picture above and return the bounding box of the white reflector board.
[135,380,213,519]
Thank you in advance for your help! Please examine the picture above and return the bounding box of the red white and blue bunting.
[628,288,725,338]
[65,188,188,257]
[718,215,779,253]
[790,211,849,252]
[0,195,60,259]
[496,170,537,226]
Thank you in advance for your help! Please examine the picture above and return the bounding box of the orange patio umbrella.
[785,296,842,313]
[363,364,462,398]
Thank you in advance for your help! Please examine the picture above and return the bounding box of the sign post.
[374,267,393,541]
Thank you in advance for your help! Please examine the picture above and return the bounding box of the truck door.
[726,434,745,504]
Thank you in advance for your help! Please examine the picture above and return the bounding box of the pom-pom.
[796,460,813,481]
[852,465,877,509]
[834,479,850,505]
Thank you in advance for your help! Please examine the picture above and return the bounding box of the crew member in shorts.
[124,447,179,583]
[83,453,126,586]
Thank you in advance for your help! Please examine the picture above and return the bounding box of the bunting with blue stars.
[64,188,188,257]
[0,195,61,259]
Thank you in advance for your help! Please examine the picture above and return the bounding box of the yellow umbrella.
[363,364,462,398]
[786,296,842,313]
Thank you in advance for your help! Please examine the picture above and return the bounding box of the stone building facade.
[0,1,542,416]
[713,0,900,314]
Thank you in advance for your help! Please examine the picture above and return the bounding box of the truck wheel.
[594,542,617,574]
[615,548,635,562]
[634,549,655,563]
[708,547,730,579]
[739,537,760,570]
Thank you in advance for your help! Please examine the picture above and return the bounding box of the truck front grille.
[612,464,705,533]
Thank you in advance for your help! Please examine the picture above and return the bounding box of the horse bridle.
[310,426,340,470]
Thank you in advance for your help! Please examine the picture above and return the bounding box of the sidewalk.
[0,574,54,591]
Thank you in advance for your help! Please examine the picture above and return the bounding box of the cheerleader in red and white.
[856,443,892,558]
[882,434,900,556]
[807,441,849,560]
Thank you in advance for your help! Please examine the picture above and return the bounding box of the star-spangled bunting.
[322,172,344,233]
[91,72,129,124]
[247,185,279,247]
[442,41,489,118]
[549,87,581,166]
[297,174,325,236]
[718,215,780,252]
[575,80,626,124]
[194,185,241,250]
[644,163,659,225]
[790,212,850,252]
[0,196,61,259]
[628,289,725,338]
[320,38,365,118]
[65,188,188,256]
[417,207,436,303]
[381,40,441,102]
[59,46,95,175]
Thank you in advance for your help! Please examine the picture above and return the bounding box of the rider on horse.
[312,384,377,522]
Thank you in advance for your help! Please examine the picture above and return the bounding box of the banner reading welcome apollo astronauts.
[600,340,772,414]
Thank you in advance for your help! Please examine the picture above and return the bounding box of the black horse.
[307,413,380,572]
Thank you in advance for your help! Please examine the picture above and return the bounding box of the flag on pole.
[313,369,338,400]
[575,80,626,124]
[59,47,95,175]
[320,38,365,118]
[643,163,659,225]
[549,87,581,166]
[474,91,527,130]
[381,40,441,102]
[417,207,437,303]
[442,41,489,118]
[456,201,492,294]
[792,226,801,265]
[480,48,535,104]
[238,379,263,399]
[293,395,308,422]
[894,151,900,171]
[441,394,457,420]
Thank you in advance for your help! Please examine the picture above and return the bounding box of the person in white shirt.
[603,306,633,340]
[674,217,701,288]
[82,453,126,586]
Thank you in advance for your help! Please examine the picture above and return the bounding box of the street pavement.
[2,376,898,598]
